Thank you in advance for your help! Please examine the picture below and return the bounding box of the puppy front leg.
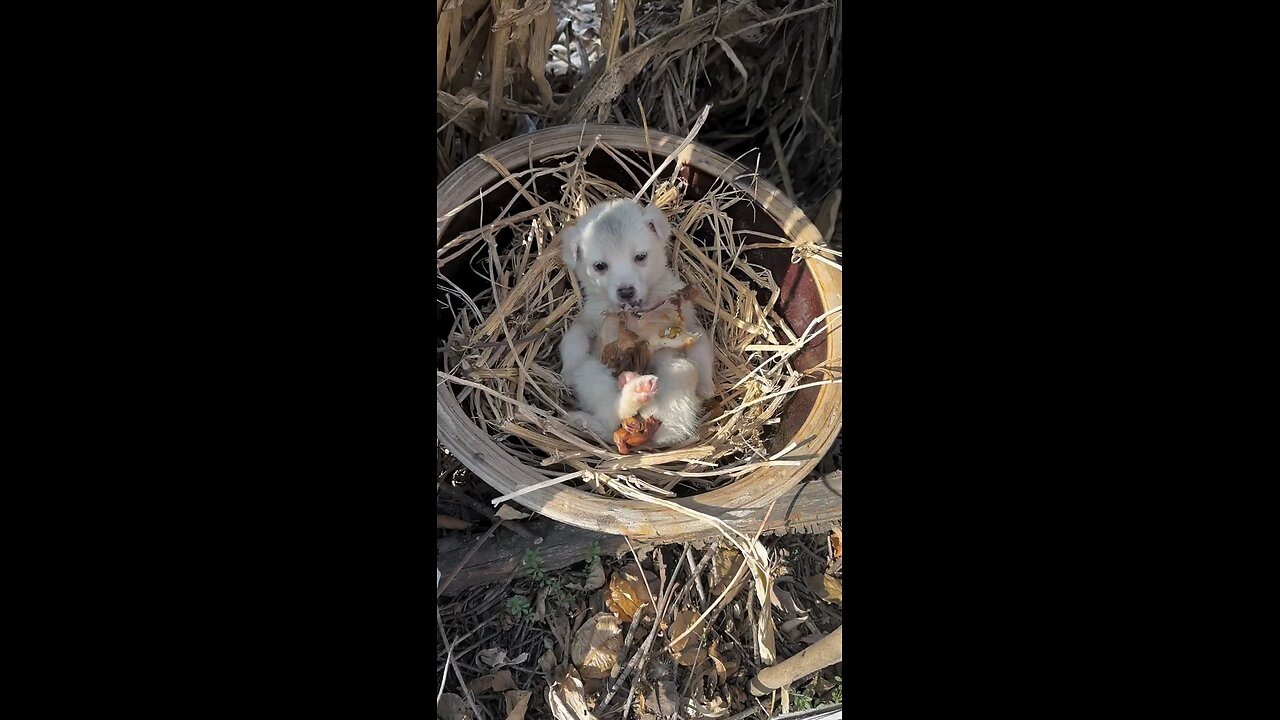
[687,329,716,399]
[560,321,592,375]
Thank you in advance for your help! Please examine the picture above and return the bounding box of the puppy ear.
[559,224,581,266]
[640,203,671,241]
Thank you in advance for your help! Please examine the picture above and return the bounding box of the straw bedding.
[436,127,841,499]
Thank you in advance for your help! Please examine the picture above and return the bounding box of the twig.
[767,124,795,200]
[488,469,587,505]
[436,605,490,720]
[435,330,549,354]
[437,480,542,543]
[437,520,502,597]
[632,104,711,201]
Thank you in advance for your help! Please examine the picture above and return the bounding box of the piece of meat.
[613,414,664,454]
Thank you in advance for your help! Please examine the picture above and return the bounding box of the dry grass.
[436,116,841,499]
[435,528,843,720]
[437,1,843,225]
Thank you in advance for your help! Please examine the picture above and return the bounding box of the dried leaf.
[708,548,743,599]
[709,642,740,682]
[479,647,531,669]
[570,612,623,679]
[645,680,681,720]
[667,609,708,667]
[604,564,650,622]
[547,665,598,720]
[491,669,517,692]
[468,674,494,695]
[748,539,777,666]
[437,514,473,530]
[686,694,729,719]
[773,587,802,617]
[437,693,474,720]
[539,648,558,674]
[778,616,809,641]
[495,504,532,520]
[583,560,607,591]
[831,527,842,559]
[504,689,532,720]
[804,574,843,604]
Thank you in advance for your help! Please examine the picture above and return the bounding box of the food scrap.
[613,413,662,455]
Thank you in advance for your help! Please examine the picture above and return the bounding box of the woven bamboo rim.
[436,124,842,538]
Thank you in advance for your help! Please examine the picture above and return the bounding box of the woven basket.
[436,124,841,538]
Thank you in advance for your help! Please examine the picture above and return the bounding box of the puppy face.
[560,199,672,309]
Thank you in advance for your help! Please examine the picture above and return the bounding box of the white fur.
[558,199,716,447]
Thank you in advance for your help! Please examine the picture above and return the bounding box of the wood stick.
[436,472,841,596]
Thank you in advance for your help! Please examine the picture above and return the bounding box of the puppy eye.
[593,262,608,272]
[634,253,647,262]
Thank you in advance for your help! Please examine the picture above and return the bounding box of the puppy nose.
[618,286,636,300]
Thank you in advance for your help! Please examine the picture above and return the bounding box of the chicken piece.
[599,290,700,379]
[627,300,701,352]
[600,309,657,377]
[600,325,652,378]
[613,414,664,455]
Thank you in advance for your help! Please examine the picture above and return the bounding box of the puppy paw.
[617,374,660,419]
[623,374,660,405]
[617,371,639,390]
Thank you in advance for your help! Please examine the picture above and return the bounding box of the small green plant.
[523,549,549,583]
[831,676,842,704]
[506,595,534,621]
[587,541,601,567]
[522,548,577,610]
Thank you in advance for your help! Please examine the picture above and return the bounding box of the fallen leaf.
[708,548,743,598]
[667,609,699,653]
[778,616,810,641]
[437,692,474,720]
[686,695,730,718]
[645,680,681,720]
[706,650,726,683]
[491,669,517,692]
[478,647,530,669]
[496,504,531,520]
[808,674,836,696]
[538,648,557,674]
[773,588,802,617]
[437,514,473,530]
[830,527,842,559]
[748,540,777,666]
[707,641,741,684]
[468,674,494,695]
[583,560,607,591]
[604,564,650,622]
[570,612,623,679]
[667,609,708,667]
[467,667,517,694]
[804,574,843,604]
[504,689,532,720]
[547,665,598,720]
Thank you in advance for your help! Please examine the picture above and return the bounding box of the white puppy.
[559,199,715,447]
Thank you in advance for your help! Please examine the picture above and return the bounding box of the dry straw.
[436,111,842,500]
